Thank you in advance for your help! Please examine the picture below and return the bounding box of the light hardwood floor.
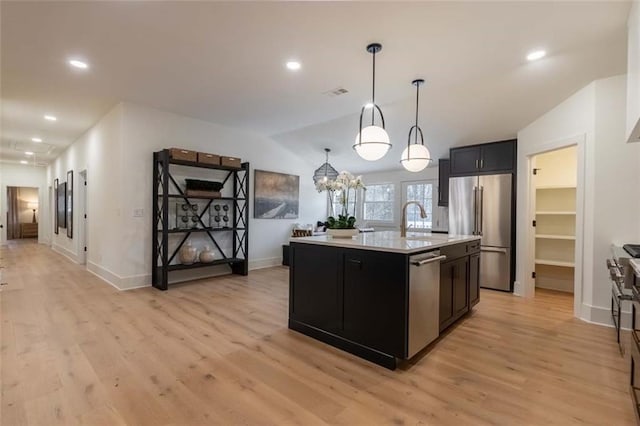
[1,240,635,425]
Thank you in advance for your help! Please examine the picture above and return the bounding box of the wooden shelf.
[166,257,244,271]
[160,194,245,201]
[160,227,245,234]
[535,259,575,267]
[535,211,576,215]
[536,185,576,190]
[169,158,247,171]
[535,234,576,240]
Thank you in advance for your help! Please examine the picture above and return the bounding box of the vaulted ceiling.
[1,1,630,172]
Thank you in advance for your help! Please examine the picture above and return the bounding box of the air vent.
[323,87,349,97]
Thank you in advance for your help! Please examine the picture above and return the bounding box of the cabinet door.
[342,250,407,357]
[469,253,480,307]
[452,257,469,317]
[439,261,454,331]
[290,244,342,332]
[479,140,515,173]
[450,146,480,176]
[438,159,450,207]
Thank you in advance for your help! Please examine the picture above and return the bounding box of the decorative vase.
[178,241,198,265]
[199,245,216,263]
[327,228,359,238]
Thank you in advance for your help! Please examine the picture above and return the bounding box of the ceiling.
[0,1,631,172]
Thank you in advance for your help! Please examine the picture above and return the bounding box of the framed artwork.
[254,170,299,219]
[66,170,73,238]
[53,178,59,234]
[57,182,67,229]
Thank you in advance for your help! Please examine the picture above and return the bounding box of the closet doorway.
[531,146,578,297]
[6,186,39,240]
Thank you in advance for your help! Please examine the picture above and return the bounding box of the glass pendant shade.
[354,43,391,161]
[354,125,391,161]
[401,144,431,172]
[401,79,432,172]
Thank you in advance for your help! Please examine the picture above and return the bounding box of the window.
[329,190,356,218]
[405,182,434,229]
[364,183,394,222]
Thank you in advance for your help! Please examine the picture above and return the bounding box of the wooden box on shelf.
[169,148,197,162]
[185,189,221,198]
[197,152,220,165]
[221,156,241,168]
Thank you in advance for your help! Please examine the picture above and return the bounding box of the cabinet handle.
[347,259,362,268]
[480,159,484,168]
[475,159,479,169]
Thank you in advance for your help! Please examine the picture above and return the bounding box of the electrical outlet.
[133,208,144,217]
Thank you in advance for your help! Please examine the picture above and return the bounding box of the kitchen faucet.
[401,201,427,237]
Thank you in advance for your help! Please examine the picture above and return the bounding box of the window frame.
[362,182,396,224]
[401,179,439,233]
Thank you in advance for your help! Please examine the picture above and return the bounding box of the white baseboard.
[580,302,631,330]
[52,244,80,264]
[86,261,151,291]
[249,256,281,270]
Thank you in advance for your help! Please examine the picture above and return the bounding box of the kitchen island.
[288,231,481,369]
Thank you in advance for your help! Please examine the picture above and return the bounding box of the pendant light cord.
[371,50,376,125]
[415,82,419,145]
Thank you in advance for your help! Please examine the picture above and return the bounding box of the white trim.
[580,303,631,330]
[249,256,281,270]
[517,134,586,321]
[52,243,81,264]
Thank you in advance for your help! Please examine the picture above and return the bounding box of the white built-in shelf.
[536,211,576,215]
[536,185,577,190]
[535,234,576,240]
[535,259,575,267]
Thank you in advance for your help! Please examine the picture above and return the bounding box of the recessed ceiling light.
[68,59,89,69]
[20,160,28,164]
[527,50,546,61]
[286,61,301,71]
[44,115,57,121]
[32,137,42,143]
[25,151,34,156]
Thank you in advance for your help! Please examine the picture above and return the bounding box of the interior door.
[478,174,512,247]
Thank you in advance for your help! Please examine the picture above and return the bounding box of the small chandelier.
[401,79,432,172]
[313,148,339,184]
[353,43,391,161]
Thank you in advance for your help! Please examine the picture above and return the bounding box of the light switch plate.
[133,208,144,217]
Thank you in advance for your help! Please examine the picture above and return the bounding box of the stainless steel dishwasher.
[407,250,446,358]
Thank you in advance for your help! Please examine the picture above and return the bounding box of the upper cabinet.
[449,139,516,177]
[628,1,640,143]
[438,159,449,207]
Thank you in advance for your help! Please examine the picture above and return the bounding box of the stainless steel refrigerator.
[449,174,512,291]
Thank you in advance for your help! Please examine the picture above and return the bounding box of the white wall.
[359,166,448,232]
[534,145,577,188]
[0,164,48,245]
[627,0,640,141]
[46,102,324,289]
[517,75,640,326]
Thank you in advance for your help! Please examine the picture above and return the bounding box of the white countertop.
[290,231,481,254]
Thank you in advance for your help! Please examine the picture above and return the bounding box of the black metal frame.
[152,149,249,290]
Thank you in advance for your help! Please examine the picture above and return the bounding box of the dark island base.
[288,319,397,370]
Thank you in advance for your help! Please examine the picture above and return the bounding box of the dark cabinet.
[438,159,450,207]
[440,257,469,331]
[450,139,516,176]
[469,253,480,307]
[342,249,406,357]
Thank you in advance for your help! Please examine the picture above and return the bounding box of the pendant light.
[401,79,432,172]
[353,43,391,161]
[313,148,339,184]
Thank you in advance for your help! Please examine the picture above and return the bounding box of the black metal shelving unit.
[152,149,249,290]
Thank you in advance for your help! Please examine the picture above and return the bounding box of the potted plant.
[315,171,365,238]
